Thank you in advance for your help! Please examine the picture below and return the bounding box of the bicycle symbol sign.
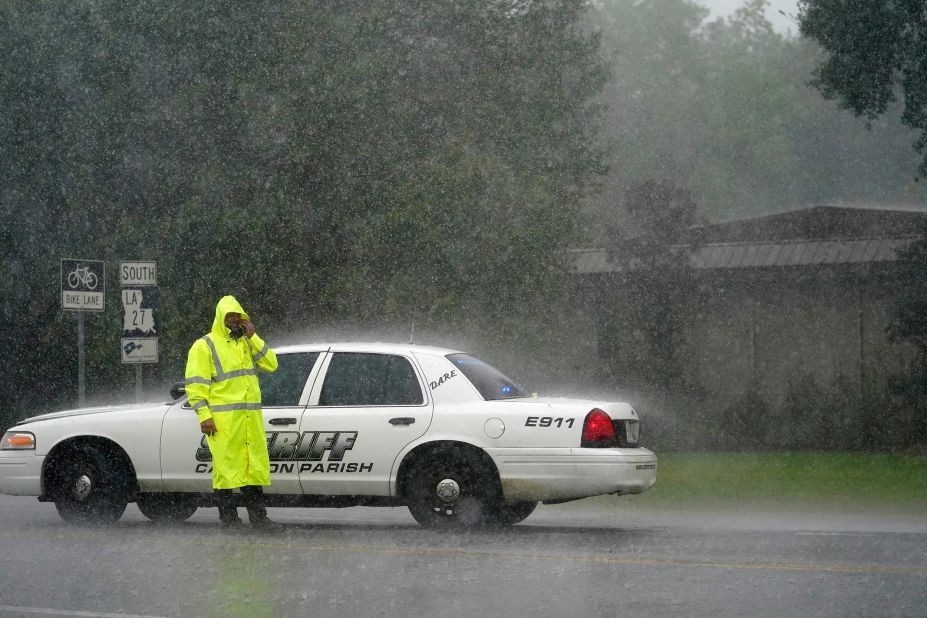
[61,258,105,311]
[67,266,99,290]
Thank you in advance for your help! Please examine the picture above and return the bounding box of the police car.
[0,343,657,527]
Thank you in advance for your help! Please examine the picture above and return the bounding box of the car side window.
[259,352,319,407]
[319,353,424,406]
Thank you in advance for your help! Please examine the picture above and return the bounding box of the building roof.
[692,237,917,269]
[696,204,926,243]
[573,204,926,274]
[570,237,919,273]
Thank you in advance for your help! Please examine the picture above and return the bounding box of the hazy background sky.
[698,0,799,33]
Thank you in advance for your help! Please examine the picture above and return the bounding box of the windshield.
[446,353,528,400]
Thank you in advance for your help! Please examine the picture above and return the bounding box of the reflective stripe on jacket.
[184,295,278,489]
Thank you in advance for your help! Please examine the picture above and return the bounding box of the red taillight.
[581,408,616,447]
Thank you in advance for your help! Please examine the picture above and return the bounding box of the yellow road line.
[9,528,924,578]
[0,605,169,618]
[197,538,927,577]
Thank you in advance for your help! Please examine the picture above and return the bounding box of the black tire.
[136,494,198,523]
[52,445,129,524]
[488,501,538,526]
[406,452,500,529]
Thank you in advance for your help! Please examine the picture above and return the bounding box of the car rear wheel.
[406,454,499,528]
[136,493,198,523]
[53,445,129,524]
[488,501,538,526]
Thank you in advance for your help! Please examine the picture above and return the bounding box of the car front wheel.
[406,454,499,528]
[52,445,129,524]
[136,493,198,523]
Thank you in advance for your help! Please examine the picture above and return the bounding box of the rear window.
[446,353,527,400]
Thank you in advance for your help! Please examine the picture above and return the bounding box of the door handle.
[389,417,415,426]
[269,418,297,425]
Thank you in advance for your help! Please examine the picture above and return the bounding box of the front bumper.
[487,447,657,502]
[0,452,45,496]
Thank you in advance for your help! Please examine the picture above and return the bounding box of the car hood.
[16,402,168,426]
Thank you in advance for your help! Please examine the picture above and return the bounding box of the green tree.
[602,180,701,389]
[799,0,927,175]
[585,0,926,228]
[0,1,607,428]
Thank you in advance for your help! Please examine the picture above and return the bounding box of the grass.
[624,452,927,506]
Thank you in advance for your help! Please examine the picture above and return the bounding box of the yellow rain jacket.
[184,296,278,489]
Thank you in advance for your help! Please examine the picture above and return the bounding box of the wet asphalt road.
[0,494,925,618]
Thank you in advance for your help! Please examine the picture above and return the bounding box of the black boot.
[241,486,282,531]
[215,489,242,528]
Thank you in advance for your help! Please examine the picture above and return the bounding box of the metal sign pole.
[62,258,104,409]
[136,365,142,403]
[78,310,86,407]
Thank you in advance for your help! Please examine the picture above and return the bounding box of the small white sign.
[120,261,157,287]
[121,289,157,335]
[62,291,105,311]
[61,259,105,311]
[121,338,158,364]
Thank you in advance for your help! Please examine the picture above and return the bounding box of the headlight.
[1,431,36,451]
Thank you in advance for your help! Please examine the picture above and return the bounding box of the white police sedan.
[0,343,656,527]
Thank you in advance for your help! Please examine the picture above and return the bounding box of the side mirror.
[170,381,186,400]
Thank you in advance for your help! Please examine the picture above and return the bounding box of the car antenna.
[409,320,415,344]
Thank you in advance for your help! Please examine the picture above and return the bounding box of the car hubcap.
[73,474,93,500]
[435,478,460,504]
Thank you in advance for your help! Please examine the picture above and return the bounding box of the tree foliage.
[0,1,607,428]
[602,180,701,389]
[799,0,927,175]
[4,0,926,436]
[586,0,926,228]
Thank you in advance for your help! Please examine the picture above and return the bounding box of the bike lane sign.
[61,258,105,311]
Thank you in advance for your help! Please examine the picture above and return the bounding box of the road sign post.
[78,311,85,407]
[61,259,105,407]
[120,262,158,403]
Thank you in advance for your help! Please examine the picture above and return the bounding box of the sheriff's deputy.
[184,295,280,530]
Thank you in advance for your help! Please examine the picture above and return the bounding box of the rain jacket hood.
[212,295,250,339]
